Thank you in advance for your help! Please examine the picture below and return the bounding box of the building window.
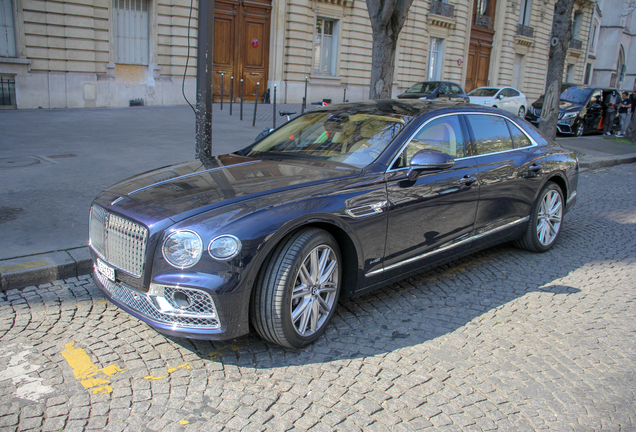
[572,11,582,40]
[0,0,16,57]
[590,21,597,50]
[584,63,592,85]
[518,0,532,26]
[427,37,444,81]
[314,18,338,75]
[113,0,149,65]
[566,64,575,83]
[512,54,524,90]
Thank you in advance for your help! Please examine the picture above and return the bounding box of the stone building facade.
[0,0,596,109]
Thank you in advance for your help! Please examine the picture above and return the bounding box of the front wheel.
[574,121,584,137]
[251,228,341,348]
[515,182,564,252]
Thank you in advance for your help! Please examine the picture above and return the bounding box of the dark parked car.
[397,81,469,102]
[525,84,620,136]
[90,100,579,349]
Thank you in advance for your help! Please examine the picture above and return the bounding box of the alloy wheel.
[536,189,563,246]
[290,245,339,336]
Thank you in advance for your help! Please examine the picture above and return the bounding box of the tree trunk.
[366,0,414,100]
[624,113,636,142]
[539,0,575,140]
[369,29,399,99]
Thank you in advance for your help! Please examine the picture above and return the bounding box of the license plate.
[96,258,115,282]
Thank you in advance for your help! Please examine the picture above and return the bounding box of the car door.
[497,88,514,113]
[507,88,522,114]
[583,89,603,132]
[464,113,543,235]
[382,114,480,278]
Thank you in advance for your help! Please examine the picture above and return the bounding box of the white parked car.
[468,87,528,117]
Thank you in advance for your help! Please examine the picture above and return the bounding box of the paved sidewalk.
[1,104,635,290]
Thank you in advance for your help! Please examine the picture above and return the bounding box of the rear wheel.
[515,182,564,252]
[251,228,341,348]
[518,106,525,117]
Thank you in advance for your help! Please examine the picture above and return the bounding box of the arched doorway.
[213,0,271,102]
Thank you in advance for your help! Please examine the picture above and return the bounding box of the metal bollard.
[302,77,308,114]
[273,84,277,129]
[220,73,224,110]
[343,88,346,103]
[240,79,244,121]
[253,82,259,127]
[230,76,234,115]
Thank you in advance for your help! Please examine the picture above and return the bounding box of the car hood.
[397,92,432,99]
[96,154,360,222]
[531,97,581,112]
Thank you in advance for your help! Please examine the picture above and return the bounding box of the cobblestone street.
[1,163,635,431]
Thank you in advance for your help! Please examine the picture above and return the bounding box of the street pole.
[195,0,215,160]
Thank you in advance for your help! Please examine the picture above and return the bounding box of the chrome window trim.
[365,216,529,277]
[386,111,539,173]
[386,112,469,173]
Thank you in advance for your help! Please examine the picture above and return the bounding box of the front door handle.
[459,175,476,186]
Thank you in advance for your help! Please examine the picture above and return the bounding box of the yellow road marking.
[61,342,125,394]
[144,362,191,380]
[0,260,47,273]
[208,343,242,361]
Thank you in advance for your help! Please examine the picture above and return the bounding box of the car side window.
[451,84,462,94]
[438,83,449,94]
[401,115,465,166]
[588,90,602,107]
[509,89,520,97]
[466,114,514,155]
[507,120,532,148]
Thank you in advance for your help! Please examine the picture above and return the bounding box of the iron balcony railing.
[569,39,583,50]
[430,1,455,18]
[517,24,534,38]
[0,76,16,107]
[474,13,492,29]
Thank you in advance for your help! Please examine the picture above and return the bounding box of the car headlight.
[162,230,203,268]
[561,112,578,120]
[208,235,242,260]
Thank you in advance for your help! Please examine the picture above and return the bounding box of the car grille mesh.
[532,108,564,119]
[90,205,148,277]
[95,269,220,329]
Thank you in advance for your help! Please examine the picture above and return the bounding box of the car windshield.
[405,82,440,94]
[468,88,499,97]
[242,110,407,168]
[561,86,592,104]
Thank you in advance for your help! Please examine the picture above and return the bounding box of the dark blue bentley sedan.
[89,100,578,348]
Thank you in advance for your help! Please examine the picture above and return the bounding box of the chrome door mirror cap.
[407,150,456,181]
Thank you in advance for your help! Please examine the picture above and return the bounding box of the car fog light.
[162,230,203,268]
[208,235,242,260]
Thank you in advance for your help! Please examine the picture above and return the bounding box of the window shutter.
[113,0,149,65]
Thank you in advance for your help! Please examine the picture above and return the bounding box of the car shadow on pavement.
[162,241,582,368]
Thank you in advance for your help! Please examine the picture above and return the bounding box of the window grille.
[0,76,15,107]
[113,0,149,65]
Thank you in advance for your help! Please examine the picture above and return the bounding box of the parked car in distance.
[525,84,620,136]
[90,100,579,349]
[397,81,469,102]
[468,87,528,117]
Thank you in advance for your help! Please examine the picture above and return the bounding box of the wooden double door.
[465,0,497,93]
[214,0,271,102]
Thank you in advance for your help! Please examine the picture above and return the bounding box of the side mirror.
[407,150,455,182]
[496,94,503,100]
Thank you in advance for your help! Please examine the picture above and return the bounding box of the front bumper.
[93,266,251,340]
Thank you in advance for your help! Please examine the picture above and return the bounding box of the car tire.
[518,106,525,117]
[251,228,341,348]
[515,182,564,253]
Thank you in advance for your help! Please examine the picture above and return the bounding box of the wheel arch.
[543,172,568,205]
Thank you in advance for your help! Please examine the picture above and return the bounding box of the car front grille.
[95,268,220,329]
[89,205,148,277]
[532,108,564,119]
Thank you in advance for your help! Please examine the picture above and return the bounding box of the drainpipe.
[195,0,215,160]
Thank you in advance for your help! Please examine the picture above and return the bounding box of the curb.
[0,247,92,292]
[579,155,636,171]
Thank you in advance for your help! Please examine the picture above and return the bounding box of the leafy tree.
[539,0,576,139]
[366,0,415,99]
